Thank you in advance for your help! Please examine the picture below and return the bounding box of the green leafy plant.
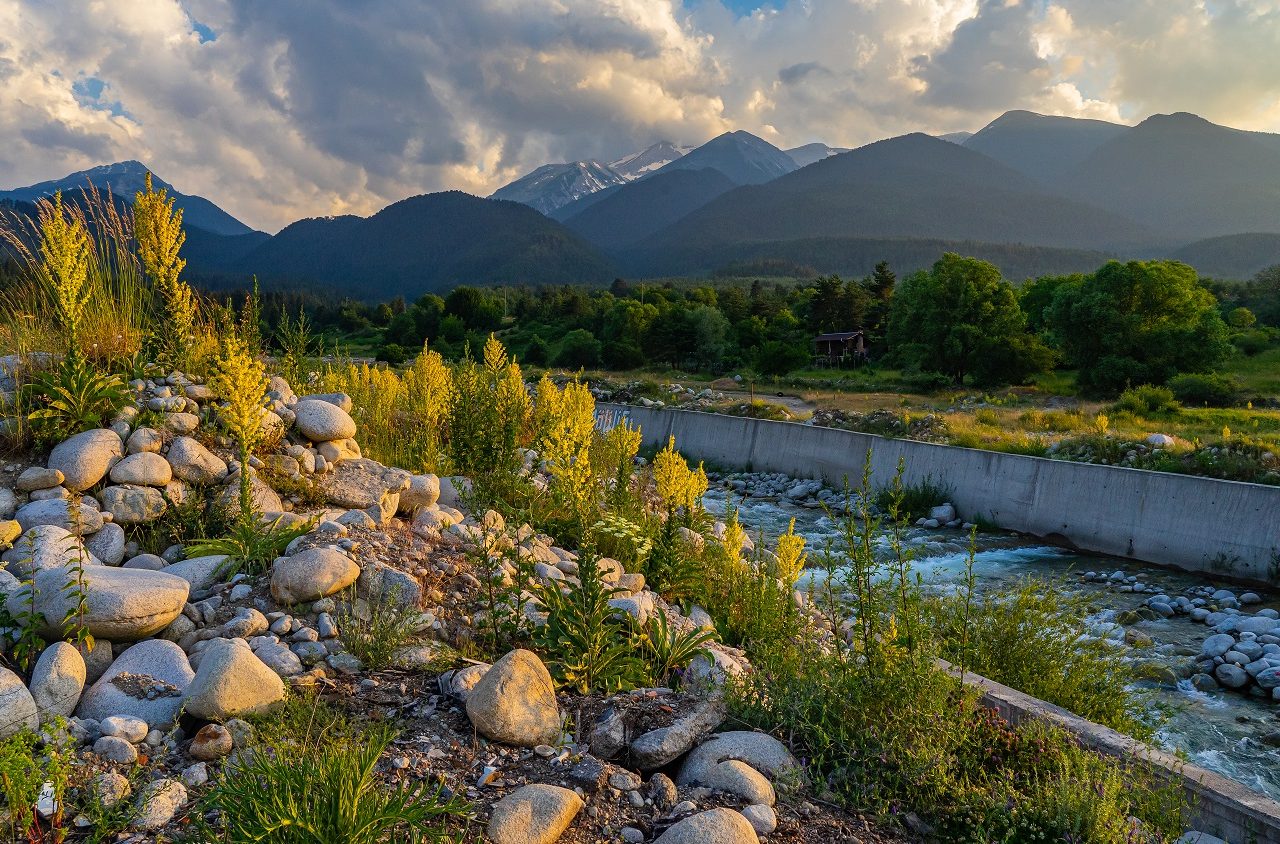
[60,497,95,654]
[203,707,467,844]
[531,548,645,694]
[334,586,425,671]
[24,355,129,447]
[276,304,318,387]
[186,515,313,581]
[641,610,715,687]
[872,472,952,523]
[0,725,74,844]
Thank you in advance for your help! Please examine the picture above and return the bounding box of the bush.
[376,342,408,365]
[900,369,954,392]
[335,586,428,671]
[522,334,550,366]
[602,339,645,370]
[873,473,953,523]
[24,355,130,448]
[1167,372,1240,407]
[1231,329,1272,356]
[1112,384,1179,416]
[752,340,809,376]
[554,329,602,369]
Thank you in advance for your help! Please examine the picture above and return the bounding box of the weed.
[24,356,129,448]
[334,586,425,671]
[185,514,312,581]
[872,471,952,523]
[640,611,715,687]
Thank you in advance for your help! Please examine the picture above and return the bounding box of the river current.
[701,488,1280,802]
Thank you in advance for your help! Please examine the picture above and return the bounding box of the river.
[701,487,1280,803]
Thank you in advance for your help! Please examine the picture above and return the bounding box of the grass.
[199,694,470,844]
[334,586,427,671]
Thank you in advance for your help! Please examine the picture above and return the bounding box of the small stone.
[189,724,233,760]
[94,771,132,807]
[100,715,148,743]
[132,779,187,831]
[94,735,138,764]
[741,804,777,835]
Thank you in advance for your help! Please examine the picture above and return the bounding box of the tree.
[445,286,504,330]
[523,334,550,366]
[1044,260,1233,395]
[863,261,896,354]
[887,253,1051,387]
[1227,307,1257,329]
[555,329,602,369]
[689,305,731,370]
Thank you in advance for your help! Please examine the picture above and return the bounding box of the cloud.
[0,0,1276,231]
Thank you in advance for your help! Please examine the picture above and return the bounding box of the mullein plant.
[134,172,197,370]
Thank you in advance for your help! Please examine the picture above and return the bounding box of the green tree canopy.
[887,253,1052,387]
[1043,260,1232,395]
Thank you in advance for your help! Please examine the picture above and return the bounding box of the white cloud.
[0,0,1277,231]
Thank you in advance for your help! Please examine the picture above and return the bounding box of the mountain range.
[4,110,1280,300]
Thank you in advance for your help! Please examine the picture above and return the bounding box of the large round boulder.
[182,638,285,721]
[654,808,760,844]
[465,649,561,747]
[109,452,173,487]
[15,498,104,535]
[6,566,189,641]
[293,399,357,443]
[77,639,194,728]
[2,525,102,578]
[100,485,168,525]
[0,666,38,739]
[269,548,360,605]
[85,522,126,566]
[317,458,410,510]
[166,437,228,484]
[29,641,87,721]
[677,731,803,793]
[487,784,584,844]
[49,429,123,492]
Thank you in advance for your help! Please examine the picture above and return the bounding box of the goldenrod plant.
[534,375,596,532]
[22,192,130,446]
[652,435,708,523]
[38,192,93,358]
[208,330,267,524]
[771,517,808,586]
[134,172,197,368]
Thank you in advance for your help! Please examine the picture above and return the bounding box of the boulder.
[465,649,561,747]
[630,698,726,770]
[162,555,231,592]
[270,548,360,605]
[164,412,200,435]
[1216,663,1250,689]
[487,784,584,844]
[85,522,126,566]
[358,561,423,609]
[397,474,440,514]
[16,467,64,492]
[182,638,285,720]
[126,427,163,454]
[1202,633,1237,658]
[654,808,760,844]
[30,641,86,721]
[7,566,188,641]
[293,398,357,442]
[15,497,104,535]
[0,666,38,738]
[132,779,187,831]
[215,471,283,516]
[701,759,776,805]
[109,452,173,487]
[77,640,194,728]
[677,732,803,792]
[317,458,410,510]
[3,525,101,577]
[298,392,352,412]
[166,437,228,484]
[100,485,167,524]
[49,429,123,492]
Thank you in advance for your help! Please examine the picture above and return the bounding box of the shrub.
[872,473,952,523]
[1232,329,1273,356]
[641,610,715,687]
[0,727,74,844]
[900,368,954,392]
[1168,372,1240,407]
[185,514,313,580]
[1112,384,1179,416]
[752,340,809,376]
[554,329,602,369]
[203,705,467,844]
[602,339,645,370]
[376,342,408,365]
[522,334,550,366]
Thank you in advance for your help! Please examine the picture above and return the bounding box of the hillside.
[0,161,254,236]
[1169,233,1280,280]
[625,133,1155,273]
[219,191,615,299]
[560,168,737,249]
[784,143,849,167]
[1061,113,1280,238]
[963,110,1126,183]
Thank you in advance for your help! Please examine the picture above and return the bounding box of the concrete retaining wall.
[596,404,1280,582]
[949,661,1280,843]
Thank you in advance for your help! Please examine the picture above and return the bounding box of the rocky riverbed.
[700,472,1280,803]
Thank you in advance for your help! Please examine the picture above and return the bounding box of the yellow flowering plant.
[208,331,268,517]
[38,191,93,357]
[134,173,198,368]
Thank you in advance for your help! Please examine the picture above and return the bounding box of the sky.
[2,0,1279,232]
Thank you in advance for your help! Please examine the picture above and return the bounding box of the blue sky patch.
[71,75,133,120]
